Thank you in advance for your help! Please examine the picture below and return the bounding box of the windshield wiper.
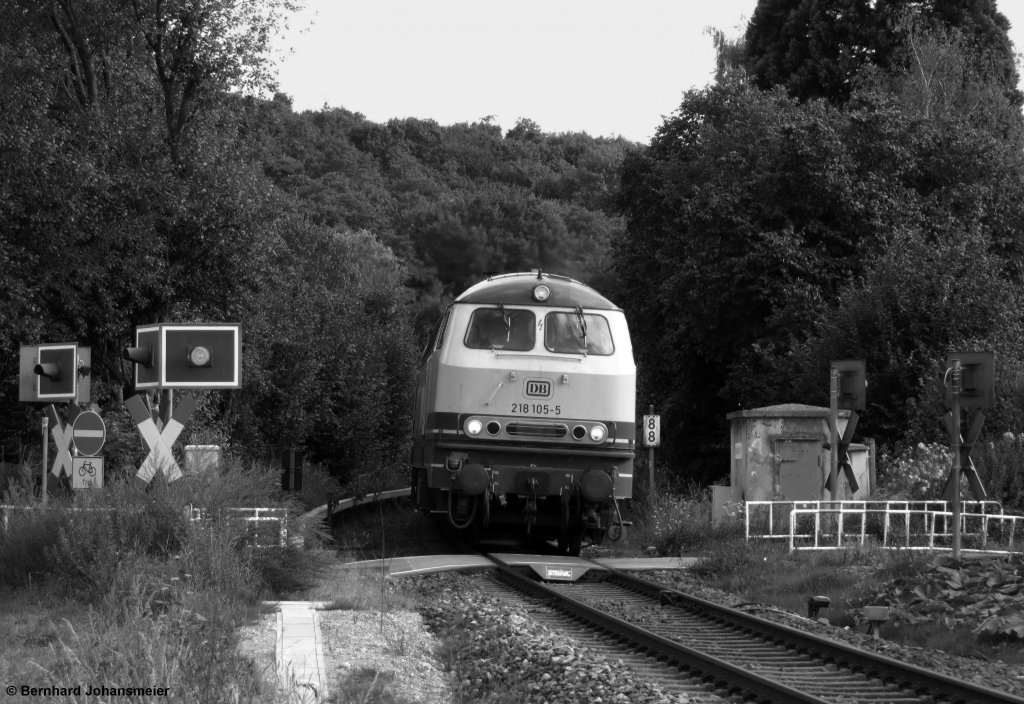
[575,306,588,355]
[497,303,511,332]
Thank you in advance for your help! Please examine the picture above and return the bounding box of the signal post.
[123,323,241,483]
[827,360,866,500]
[642,405,660,498]
[18,343,93,502]
[942,351,994,559]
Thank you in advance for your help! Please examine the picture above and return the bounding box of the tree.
[779,225,1024,446]
[237,223,416,478]
[744,0,882,102]
[616,79,890,483]
[0,0,303,470]
[859,14,1024,138]
[615,71,1024,484]
[744,0,1020,107]
[259,106,633,336]
[124,0,298,164]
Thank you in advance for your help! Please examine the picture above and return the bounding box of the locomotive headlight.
[532,284,551,302]
[465,419,483,436]
[589,425,607,442]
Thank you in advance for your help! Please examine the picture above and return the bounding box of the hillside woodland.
[2,0,1024,508]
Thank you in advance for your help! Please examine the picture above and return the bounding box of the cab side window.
[418,310,449,366]
[465,308,535,351]
[434,310,450,351]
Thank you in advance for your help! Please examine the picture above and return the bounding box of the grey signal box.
[126,324,241,390]
[946,351,994,409]
[19,343,91,403]
[832,360,866,411]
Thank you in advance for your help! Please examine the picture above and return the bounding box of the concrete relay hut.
[724,403,872,503]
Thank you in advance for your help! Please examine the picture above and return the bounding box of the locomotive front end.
[411,272,636,554]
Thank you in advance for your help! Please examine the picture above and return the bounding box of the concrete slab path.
[271,601,330,703]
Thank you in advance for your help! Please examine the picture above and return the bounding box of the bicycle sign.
[72,456,104,490]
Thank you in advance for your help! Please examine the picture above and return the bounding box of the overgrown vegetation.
[853,554,1024,645]
[0,459,331,703]
[876,437,1024,511]
[632,487,745,556]
[634,480,1024,663]
[685,542,1024,664]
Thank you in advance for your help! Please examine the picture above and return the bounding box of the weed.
[972,436,1024,511]
[634,486,746,555]
[0,455,330,703]
[384,627,409,657]
[330,668,406,704]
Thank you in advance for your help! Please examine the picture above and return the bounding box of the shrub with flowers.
[877,443,952,500]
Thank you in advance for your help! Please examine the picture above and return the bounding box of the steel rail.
[489,557,831,704]
[605,569,1024,704]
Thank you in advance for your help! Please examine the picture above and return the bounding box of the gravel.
[412,572,699,703]
[397,568,1024,703]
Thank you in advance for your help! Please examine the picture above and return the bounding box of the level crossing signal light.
[123,346,154,368]
[944,351,994,409]
[18,343,91,403]
[832,360,866,411]
[123,323,240,390]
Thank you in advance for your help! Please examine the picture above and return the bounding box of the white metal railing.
[185,506,290,548]
[1,503,290,548]
[745,500,1021,553]
[1,504,118,532]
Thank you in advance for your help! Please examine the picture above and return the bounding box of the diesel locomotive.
[411,272,636,554]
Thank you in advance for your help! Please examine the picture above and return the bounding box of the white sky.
[273,0,1024,144]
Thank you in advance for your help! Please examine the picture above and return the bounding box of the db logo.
[525,379,552,398]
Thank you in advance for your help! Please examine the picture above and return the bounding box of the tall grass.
[972,435,1024,511]
[633,486,745,555]
[0,457,330,703]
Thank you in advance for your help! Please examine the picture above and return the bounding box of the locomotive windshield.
[465,308,536,350]
[545,312,614,355]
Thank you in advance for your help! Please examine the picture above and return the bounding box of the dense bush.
[876,443,952,501]
[875,438,1024,510]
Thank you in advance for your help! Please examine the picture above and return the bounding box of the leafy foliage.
[616,79,895,481]
[616,21,1024,485]
[258,103,633,328]
[744,0,1021,108]
[853,554,1024,641]
[876,443,951,500]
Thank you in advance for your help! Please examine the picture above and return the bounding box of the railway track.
[486,556,1024,704]
[475,572,729,703]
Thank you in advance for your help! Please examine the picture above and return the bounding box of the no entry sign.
[72,410,106,456]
